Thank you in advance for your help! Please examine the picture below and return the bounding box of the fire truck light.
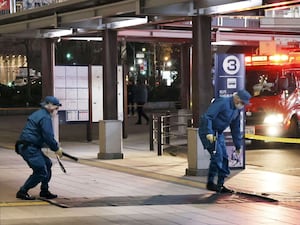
[246,54,291,65]
[263,114,284,124]
[252,56,268,62]
[245,56,252,63]
[269,54,288,62]
[266,126,280,137]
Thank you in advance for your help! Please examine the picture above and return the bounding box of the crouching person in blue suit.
[198,90,251,193]
[15,96,64,200]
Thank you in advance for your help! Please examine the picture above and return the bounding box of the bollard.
[165,111,170,145]
[185,127,210,176]
[98,120,123,159]
[187,119,193,127]
[149,114,154,151]
[157,116,162,156]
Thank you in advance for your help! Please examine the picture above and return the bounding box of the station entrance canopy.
[0,0,300,46]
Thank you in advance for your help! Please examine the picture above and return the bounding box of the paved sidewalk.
[60,134,300,202]
[0,140,299,225]
[0,114,299,224]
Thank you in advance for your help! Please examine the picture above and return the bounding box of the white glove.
[55,147,63,158]
[206,134,214,143]
[235,148,241,154]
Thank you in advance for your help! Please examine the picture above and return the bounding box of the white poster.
[78,111,89,121]
[77,66,88,88]
[78,100,88,110]
[65,100,77,110]
[54,88,66,99]
[91,65,103,122]
[66,111,78,121]
[65,66,77,88]
[117,65,123,121]
[54,66,65,87]
[66,88,77,99]
[77,88,88,99]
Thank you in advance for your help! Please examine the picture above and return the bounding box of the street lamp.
[142,47,152,78]
[166,61,172,67]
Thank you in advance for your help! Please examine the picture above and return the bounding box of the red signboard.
[0,0,10,10]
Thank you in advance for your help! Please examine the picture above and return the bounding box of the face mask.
[51,109,58,117]
[235,103,244,110]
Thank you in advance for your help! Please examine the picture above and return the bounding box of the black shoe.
[218,186,234,193]
[206,182,218,192]
[16,190,35,200]
[40,190,58,199]
[135,122,142,125]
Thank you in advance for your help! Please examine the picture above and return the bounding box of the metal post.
[86,65,92,142]
[157,116,162,156]
[24,40,32,106]
[165,111,170,144]
[188,119,193,127]
[149,114,154,151]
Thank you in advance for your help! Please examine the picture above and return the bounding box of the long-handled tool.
[62,152,78,161]
[56,155,67,173]
[213,132,218,155]
[56,152,78,173]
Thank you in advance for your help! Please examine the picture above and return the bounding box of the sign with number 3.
[214,53,246,169]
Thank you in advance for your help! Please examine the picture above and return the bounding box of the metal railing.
[150,111,192,156]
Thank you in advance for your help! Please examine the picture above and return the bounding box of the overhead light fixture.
[202,0,263,15]
[61,37,103,41]
[43,29,73,38]
[106,17,148,29]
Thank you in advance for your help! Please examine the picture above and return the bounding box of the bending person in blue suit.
[15,96,63,200]
[198,90,251,193]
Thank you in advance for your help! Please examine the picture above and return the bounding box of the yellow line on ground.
[80,159,206,189]
[0,201,49,207]
[0,145,14,150]
[245,134,300,144]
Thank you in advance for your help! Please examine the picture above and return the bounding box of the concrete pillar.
[192,16,213,127]
[99,30,123,159]
[180,44,191,109]
[40,39,55,97]
[98,120,123,159]
[41,40,59,142]
[103,29,118,120]
[185,127,210,176]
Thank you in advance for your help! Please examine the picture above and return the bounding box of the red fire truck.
[245,53,300,139]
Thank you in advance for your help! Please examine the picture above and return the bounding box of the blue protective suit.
[198,96,242,187]
[17,108,59,193]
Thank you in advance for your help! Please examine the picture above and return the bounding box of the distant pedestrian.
[127,78,136,116]
[15,96,64,200]
[134,79,149,125]
[198,90,251,193]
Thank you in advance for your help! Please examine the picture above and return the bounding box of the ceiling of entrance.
[1,0,300,46]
